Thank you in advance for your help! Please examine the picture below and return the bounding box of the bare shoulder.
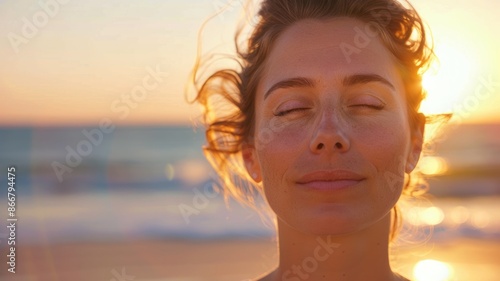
[246,271,409,280]
[245,270,276,281]
[394,272,411,281]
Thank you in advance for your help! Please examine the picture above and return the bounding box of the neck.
[269,213,402,281]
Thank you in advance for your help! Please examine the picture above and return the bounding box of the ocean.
[0,124,499,245]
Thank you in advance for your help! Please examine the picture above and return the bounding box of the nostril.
[316,143,324,150]
[335,142,343,149]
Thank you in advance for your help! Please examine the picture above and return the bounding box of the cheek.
[254,118,305,176]
[354,108,410,159]
[254,118,308,209]
[354,117,410,202]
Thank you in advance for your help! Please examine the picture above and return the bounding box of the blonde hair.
[188,0,439,241]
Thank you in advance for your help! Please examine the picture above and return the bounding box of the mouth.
[296,170,365,191]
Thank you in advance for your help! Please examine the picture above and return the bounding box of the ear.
[405,113,426,174]
[242,141,262,183]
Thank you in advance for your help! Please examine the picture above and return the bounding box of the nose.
[309,110,350,154]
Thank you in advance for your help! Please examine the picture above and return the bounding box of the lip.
[296,170,365,191]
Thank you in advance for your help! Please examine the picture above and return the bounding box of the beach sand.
[6,237,500,281]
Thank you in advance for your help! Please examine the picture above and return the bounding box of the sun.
[420,42,477,116]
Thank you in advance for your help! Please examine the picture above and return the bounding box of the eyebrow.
[264,77,314,100]
[264,74,395,100]
[343,74,395,91]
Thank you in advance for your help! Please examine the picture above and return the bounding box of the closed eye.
[347,92,387,110]
[349,104,385,110]
[274,108,310,117]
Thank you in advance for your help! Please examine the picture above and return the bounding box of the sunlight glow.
[471,211,491,229]
[420,206,445,226]
[450,206,470,225]
[407,206,445,226]
[420,42,477,115]
[413,259,455,281]
[419,156,449,176]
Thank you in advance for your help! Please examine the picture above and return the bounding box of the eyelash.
[274,108,309,117]
[350,104,385,110]
[274,104,384,117]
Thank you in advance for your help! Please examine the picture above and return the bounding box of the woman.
[190,0,434,280]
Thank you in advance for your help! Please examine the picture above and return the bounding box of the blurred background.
[0,0,499,280]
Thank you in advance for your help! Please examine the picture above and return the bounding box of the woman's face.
[243,18,424,235]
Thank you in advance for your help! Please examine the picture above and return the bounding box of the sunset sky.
[1,0,499,126]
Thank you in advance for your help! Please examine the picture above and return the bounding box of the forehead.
[260,18,403,91]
